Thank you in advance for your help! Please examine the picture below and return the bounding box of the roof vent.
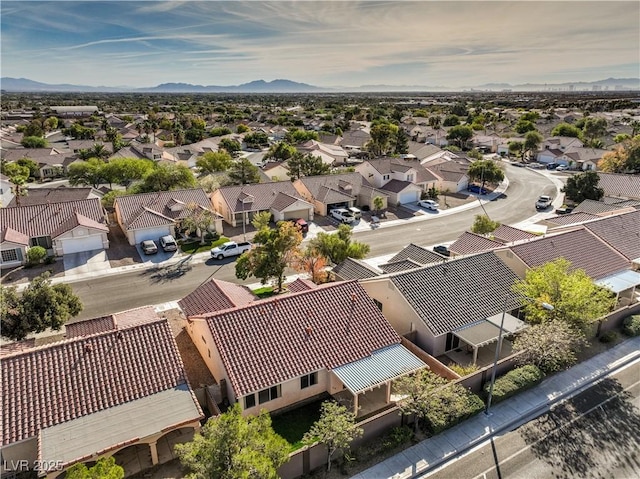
[305,325,313,337]
[84,344,93,352]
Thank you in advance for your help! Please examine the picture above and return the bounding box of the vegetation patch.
[622,315,640,337]
[448,362,479,377]
[252,286,276,298]
[271,400,323,452]
[483,364,544,404]
[180,235,228,254]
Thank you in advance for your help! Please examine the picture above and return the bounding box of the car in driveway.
[418,199,439,210]
[330,208,356,224]
[467,185,488,195]
[433,245,451,257]
[140,240,158,255]
[555,165,569,171]
[159,235,178,252]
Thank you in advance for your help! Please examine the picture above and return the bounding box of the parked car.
[347,207,362,220]
[211,241,252,260]
[287,218,309,234]
[330,208,355,224]
[433,245,451,257]
[546,163,559,170]
[535,195,553,210]
[555,165,569,171]
[140,239,158,255]
[467,185,488,195]
[418,199,439,210]
[528,162,545,169]
[555,206,574,215]
[159,234,178,252]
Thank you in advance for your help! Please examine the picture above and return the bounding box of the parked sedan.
[140,240,158,255]
[418,199,440,210]
[555,165,569,171]
[467,185,488,195]
[433,245,451,257]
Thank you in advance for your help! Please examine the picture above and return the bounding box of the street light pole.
[484,295,554,415]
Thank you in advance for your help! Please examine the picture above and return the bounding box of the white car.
[555,165,568,171]
[418,199,439,210]
[330,208,355,224]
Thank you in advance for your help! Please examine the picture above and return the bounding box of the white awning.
[486,312,529,335]
[596,270,640,294]
[455,313,528,349]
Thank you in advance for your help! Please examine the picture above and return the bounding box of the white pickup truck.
[535,195,553,211]
[210,241,252,260]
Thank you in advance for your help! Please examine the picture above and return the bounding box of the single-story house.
[5,187,102,207]
[0,307,203,479]
[114,188,222,245]
[449,231,504,257]
[178,278,258,318]
[211,181,314,227]
[0,173,15,207]
[185,280,428,417]
[596,172,640,200]
[0,198,109,268]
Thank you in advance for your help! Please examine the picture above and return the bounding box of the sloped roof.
[178,279,258,318]
[572,199,631,215]
[287,278,318,293]
[508,228,630,280]
[194,281,400,397]
[450,231,504,255]
[543,212,600,226]
[270,192,312,212]
[583,210,640,261]
[51,212,109,238]
[333,257,382,280]
[379,259,423,273]
[1,312,191,446]
[296,172,374,200]
[388,243,445,266]
[597,172,640,200]
[492,225,538,243]
[5,187,96,207]
[380,179,417,194]
[216,181,303,213]
[390,252,522,336]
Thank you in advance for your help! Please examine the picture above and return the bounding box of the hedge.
[623,315,640,337]
[483,365,544,404]
[424,389,485,435]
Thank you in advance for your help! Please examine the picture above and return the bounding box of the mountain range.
[1,77,639,93]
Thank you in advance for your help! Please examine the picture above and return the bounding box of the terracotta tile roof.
[51,212,109,238]
[544,212,600,226]
[583,210,640,261]
[597,173,640,200]
[287,278,318,293]
[216,181,303,213]
[315,185,355,204]
[5,188,96,207]
[509,228,630,280]
[0,339,36,358]
[1,314,189,446]
[270,192,311,212]
[572,199,634,215]
[379,259,422,273]
[380,179,416,194]
[390,252,522,336]
[178,279,257,317]
[65,316,116,338]
[450,231,504,255]
[0,198,106,241]
[388,243,446,265]
[1,227,30,245]
[195,281,400,397]
[492,225,538,244]
[296,173,374,201]
[333,257,381,280]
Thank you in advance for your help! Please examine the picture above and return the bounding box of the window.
[383,174,390,181]
[201,335,207,344]
[407,174,414,182]
[31,236,52,249]
[1,249,19,262]
[300,372,318,389]
[258,385,281,404]
[373,299,383,311]
[445,333,460,351]
[244,394,256,409]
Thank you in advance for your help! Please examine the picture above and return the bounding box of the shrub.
[448,363,479,377]
[382,426,413,449]
[424,388,484,435]
[599,330,618,343]
[623,315,640,337]
[27,246,47,265]
[484,365,544,404]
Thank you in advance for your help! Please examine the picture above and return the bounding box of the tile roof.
[270,192,311,212]
[216,181,304,213]
[572,200,631,215]
[492,225,538,243]
[332,257,382,280]
[5,188,96,207]
[114,188,213,229]
[390,252,522,336]
[0,198,106,241]
[509,228,630,280]
[543,212,600,226]
[296,173,375,201]
[287,278,318,293]
[1,227,30,245]
[178,279,258,317]
[583,210,640,261]
[379,259,423,273]
[426,162,468,182]
[195,281,400,397]
[450,231,504,255]
[388,243,445,265]
[1,313,189,446]
[380,179,416,194]
[597,172,640,200]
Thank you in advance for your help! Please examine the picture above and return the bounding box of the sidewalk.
[352,335,640,479]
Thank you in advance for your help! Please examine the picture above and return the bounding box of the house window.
[383,175,390,181]
[300,372,318,389]
[201,335,207,344]
[407,174,414,182]
[446,333,460,351]
[373,299,383,311]
[31,236,52,249]
[244,394,256,409]
[258,385,281,404]
[1,249,19,262]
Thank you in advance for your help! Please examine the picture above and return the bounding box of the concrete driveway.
[135,244,179,264]
[63,250,111,276]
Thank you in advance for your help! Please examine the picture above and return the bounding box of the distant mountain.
[2,76,639,93]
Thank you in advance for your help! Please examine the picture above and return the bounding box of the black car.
[433,245,451,257]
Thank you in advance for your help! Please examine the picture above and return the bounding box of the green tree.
[613,133,631,144]
[66,457,124,479]
[235,221,302,291]
[16,157,40,178]
[467,159,504,189]
[284,128,319,144]
[26,246,47,265]
[551,122,583,139]
[582,117,607,144]
[514,119,536,134]
[508,141,524,160]
[236,124,250,134]
[210,127,232,137]
[561,170,604,203]
[78,144,110,161]
[309,224,370,264]
[43,116,59,132]
[442,115,460,127]
[265,142,297,162]
[2,162,30,206]
[101,157,154,188]
[512,320,589,373]
[1,272,83,341]
[196,151,233,175]
[471,214,500,235]
[251,211,272,231]
[303,401,363,472]
[175,404,289,479]
[512,258,615,332]
[181,203,217,244]
[228,158,261,185]
[446,125,473,149]
[286,152,331,180]
[523,131,543,161]
[135,163,197,193]
[101,190,128,210]
[244,132,270,149]
[395,128,409,154]
[21,136,47,148]
[366,122,398,156]
[219,138,242,158]
[67,158,106,188]
[373,196,385,215]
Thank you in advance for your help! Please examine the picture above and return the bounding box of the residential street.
[71,165,557,320]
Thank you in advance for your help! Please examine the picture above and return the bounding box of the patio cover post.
[472,346,478,365]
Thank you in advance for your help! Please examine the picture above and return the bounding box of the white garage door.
[283,209,310,221]
[62,235,104,254]
[134,227,171,244]
[398,191,420,205]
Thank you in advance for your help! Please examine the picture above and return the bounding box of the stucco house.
[184,280,428,417]
[114,188,222,245]
[297,140,349,166]
[0,173,15,207]
[0,307,203,479]
[0,198,109,268]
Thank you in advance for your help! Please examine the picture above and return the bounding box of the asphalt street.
[71,165,556,320]
[422,362,640,479]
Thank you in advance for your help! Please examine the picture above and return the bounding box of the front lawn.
[180,236,229,254]
[271,399,324,451]
[252,286,277,299]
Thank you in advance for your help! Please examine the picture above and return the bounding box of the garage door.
[398,191,420,204]
[61,235,104,254]
[283,209,310,221]
[134,227,171,244]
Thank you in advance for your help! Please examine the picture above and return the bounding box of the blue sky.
[1,1,638,88]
